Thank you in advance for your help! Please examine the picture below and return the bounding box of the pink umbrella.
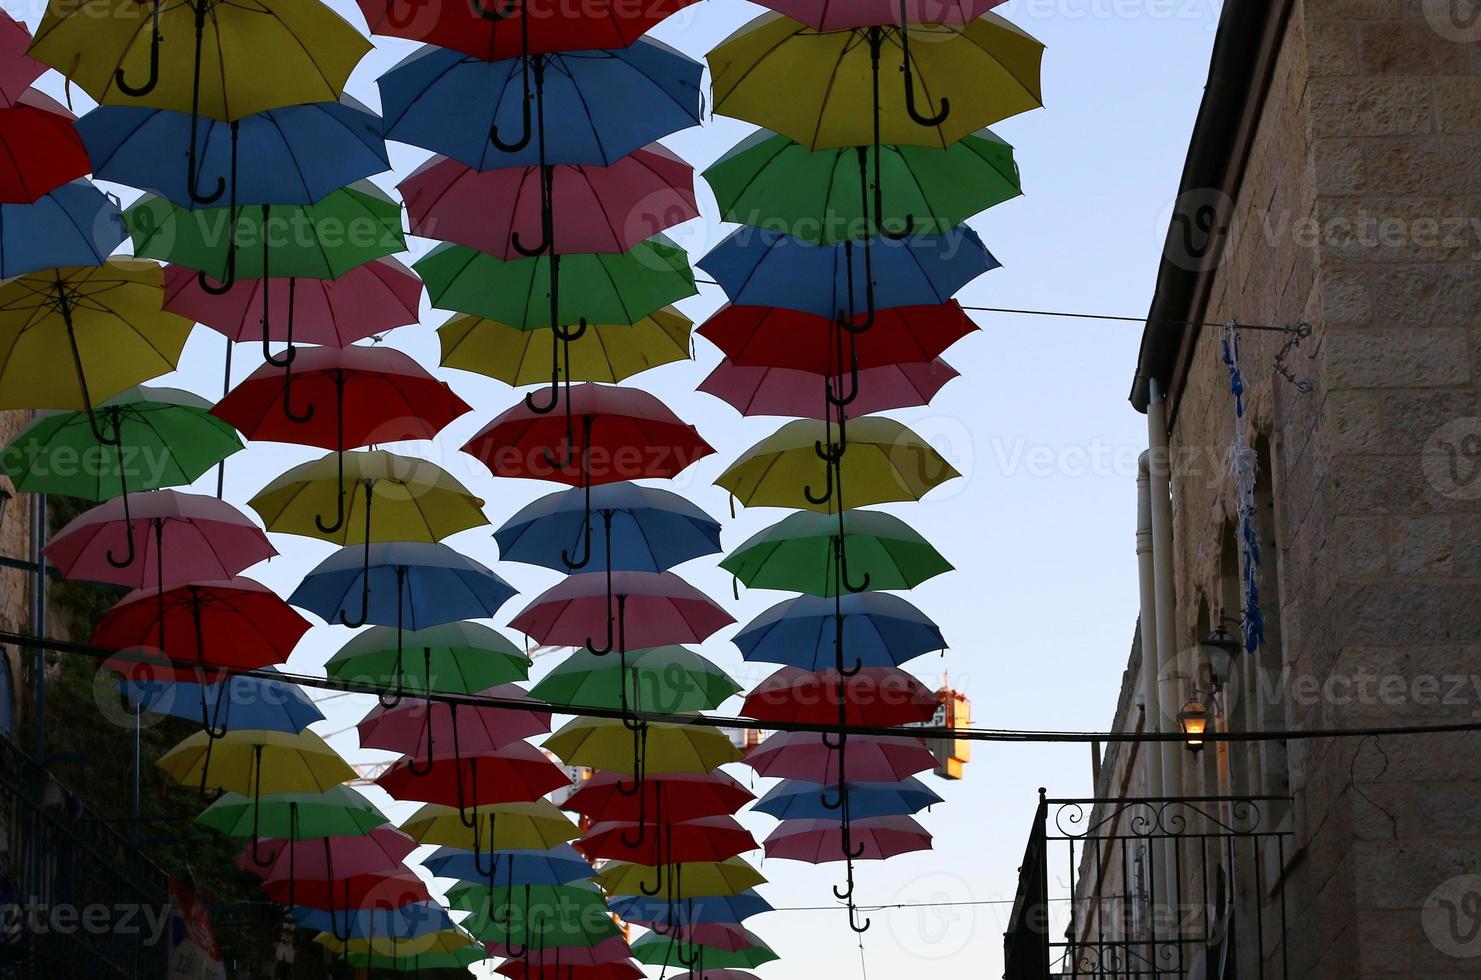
[44,490,276,589]
[0,13,45,106]
[581,817,757,865]
[667,925,757,953]
[751,0,1005,29]
[699,357,958,419]
[508,571,734,655]
[240,826,419,881]
[400,147,697,259]
[486,936,632,963]
[163,258,422,348]
[744,731,936,782]
[374,740,572,810]
[358,684,551,757]
[763,816,932,862]
[672,971,763,980]
[743,666,939,727]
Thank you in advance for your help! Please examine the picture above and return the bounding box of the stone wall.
[0,410,34,733]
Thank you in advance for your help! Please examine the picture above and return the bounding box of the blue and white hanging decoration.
[1221,322,1265,654]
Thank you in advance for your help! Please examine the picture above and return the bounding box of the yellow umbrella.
[716,416,959,513]
[438,308,693,387]
[708,12,1043,149]
[544,717,742,775]
[28,0,369,121]
[316,928,478,958]
[599,858,766,898]
[0,261,193,418]
[157,728,354,795]
[401,800,580,851]
[247,449,488,547]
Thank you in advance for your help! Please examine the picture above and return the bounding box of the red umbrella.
[0,13,45,105]
[240,826,418,881]
[486,937,632,964]
[0,97,90,203]
[375,740,572,809]
[744,731,937,782]
[44,490,276,589]
[562,771,753,823]
[580,817,757,865]
[498,960,645,980]
[401,148,697,260]
[462,384,713,488]
[666,925,757,953]
[699,357,958,419]
[763,816,932,862]
[698,303,977,373]
[742,667,939,727]
[261,868,431,911]
[358,0,697,61]
[164,258,422,348]
[508,571,733,655]
[358,684,551,757]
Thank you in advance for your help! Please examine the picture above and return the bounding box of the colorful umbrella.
[753,0,1005,28]
[265,868,431,915]
[123,666,323,734]
[699,302,977,372]
[347,944,488,971]
[530,647,740,714]
[565,772,754,825]
[422,844,594,886]
[243,827,418,882]
[359,0,697,59]
[438,308,692,387]
[0,99,90,204]
[610,890,772,928]
[0,12,45,105]
[580,816,757,865]
[498,960,642,980]
[745,731,938,782]
[376,745,572,810]
[700,357,958,419]
[733,591,947,669]
[631,930,778,970]
[598,858,764,899]
[0,181,128,278]
[763,815,932,861]
[510,571,734,655]
[318,927,480,958]
[290,902,456,941]
[359,685,551,757]
[326,622,530,695]
[158,728,354,797]
[485,935,632,964]
[401,800,580,851]
[743,666,939,726]
[722,510,952,596]
[197,786,388,840]
[754,776,942,820]
[545,718,741,775]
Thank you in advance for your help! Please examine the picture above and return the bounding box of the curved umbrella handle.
[837,241,876,335]
[615,717,645,799]
[338,484,376,629]
[407,694,439,779]
[803,460,835,507]
[115,0,162,96]
[583,595,617,657]
[559,490,595,570]
[104,481,138,568]
[490,58,535,153]
[263,277,299,369]
[473,811,498,878]
[473,0,520,21]
[314,450,348,535]
[551,317,587,343]
[197,238,236,295]
[501,881,529,959]
[281,365,315,424]
[637,861,665,897]
[524,380,560,416]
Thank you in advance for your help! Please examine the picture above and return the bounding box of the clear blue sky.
[12,0,1222,973]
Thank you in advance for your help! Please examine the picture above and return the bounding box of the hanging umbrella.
[743,666,939,726]
[291,902,456,941]
[159,728,354,796]
[0,12,44,105]
[375,741,571,810]
[545,719,741,775]
[496,484,720,574]
[243,826,418,881]
[422,844,594,885]
[763,815,932,861]
[44,490,275,588]
[347,944,488,972]
[631,930,778,970]
[318,927,480,958]
[438,309,692,387]
[598,858,764,899]
[699,302,976,373]
[610,890,772,928]
[1,386,242,500]
[266,868,430,913]
[723,511,952,596]
[745,731,937,782]
[530,647,740,714]
[566,772,753,826]
[164,257,423,348]
[447,880,597,916]
[466,884,624,950]
[672,969,763,980]
[0,181,128,278]
[581,816,756,866]
[700,357,958,419]
[326,622,530,695]
[752,0,1004,28]
[498,960,642,980]
[0,259,191,418]
[485,935,631,964]
[378,40,703,171]
[359,685,551,757]
[733,591,947,669]
[123,666,323,734]
[0,99,90,204]
[511,572,734,654]
[402,147,697,258]
[402,800,581,851]
[359,0,697,59]
[755,776,942,820]
[198,786,388,840]
[708,12,1043,149]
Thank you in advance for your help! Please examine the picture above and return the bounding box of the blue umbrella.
[495,482,722,574]
[79,97,389,208]
[291,901,456,942]
[122,667,324,735]
[0,180,125,278]
[288,542,517,631]
[754,777,942,821]
[732,592,947,670]
[697,225,997,321]
[609,890,773,927]
[423,845,595,886]
[378,40,703,171]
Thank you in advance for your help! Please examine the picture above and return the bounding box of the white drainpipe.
[1136,452,1165,800]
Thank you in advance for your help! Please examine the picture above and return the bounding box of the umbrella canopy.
[565,771,754,825]
[610,890,772,928]
[733,591,947,669]
[498,961,641,980]
[359,0,697,59]
[671,971,763,980]
[708,12,1043,148]
[198,786,388,839]
[580,816,757,864]
[288,542,515,629]
[291,902,455,940]
[266,868,431,912]
[438,308,692,387]
[243,826,418,881]
[698,226,996,319]
[446,880,598,916]
[752,0,1004,28]
[743,666,939,726]
[318,928,481,958]
[1,386,243,500]
[0,101,90,204]
[746,731,938,782]
[722,510,952,595]
[417,237,695,326]
[326,622,530,694]
[485,935,631,964]
[29,0,370,120]
[402,800,580,850]
[0,259,192,413]
[699,302,977,372]
[422,844,594,886]
[598,858,764,898]
[164,258,422,346]
[124,667,323,734]
[631,930,778,969]
[359,685,551,756]
[530,646,740,713]
[347,945,487,971]
[496,483,720,574]
[159,729,355,796]
[755,776,942,820]
[763,815,932,861]
[0,181,128,279]
[465,882,623,947]
[510,572,734,650]
[79,98,389,207]
[700,357,958,419]
[401,147,697,259]
[705,128,1020,241]
[545,719,742,775]
[44,490,275,589]
[0,12,44,105]
[716,418,960,513]
[375,743,572,807]
[378,40,703,170]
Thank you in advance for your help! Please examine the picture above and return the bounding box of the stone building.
[1003,0,1481,975]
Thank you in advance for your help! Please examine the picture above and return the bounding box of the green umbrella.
[632,930,779,969]
[445,882,596,916]
[124,181,405,282]
[704,128,1020,243]
[196,786,388,839]
[721,510,952,596]
[530,646,740,714]
[345,946,487,971]
[415,237,696,327]
[461,882,621,948]
[326,622,531,695]
[1,386,242,500]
